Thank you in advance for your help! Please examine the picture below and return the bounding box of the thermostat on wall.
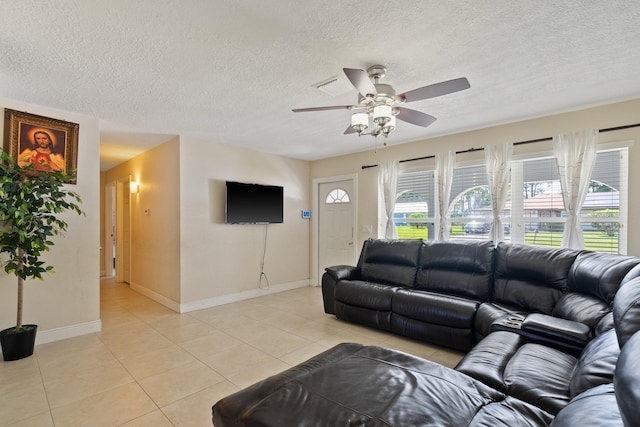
[301,210,311,219]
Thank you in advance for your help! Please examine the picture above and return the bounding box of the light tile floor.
[0,278,463,426]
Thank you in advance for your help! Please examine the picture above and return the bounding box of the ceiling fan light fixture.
[292,65,470,141]
[351,112,369,134]
[383,115,396,135]
[373,104,392,125]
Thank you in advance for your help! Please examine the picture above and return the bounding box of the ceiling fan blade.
[398,77,470,103]
[396,107,437,127]
[344,125,357,134]
[343,68,377,98]
[292,105,354,112]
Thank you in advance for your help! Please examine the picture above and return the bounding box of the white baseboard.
[180,280,310,313]
[35,319,102,346]
[129,282,181,312]
[0,320,102,357]
[179,280,310,313]
[128,280,310,313]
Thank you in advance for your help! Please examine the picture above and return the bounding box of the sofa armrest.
[521,313,593,349]
[475,303,516,339]
[321,266,360,315]
[324,265,360,281]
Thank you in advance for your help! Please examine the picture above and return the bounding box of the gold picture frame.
[3,109,79,183]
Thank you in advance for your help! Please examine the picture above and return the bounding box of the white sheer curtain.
[435,151,455,241]
[485,142,513,246]
[553,129,598,249]
[378,160,399,239]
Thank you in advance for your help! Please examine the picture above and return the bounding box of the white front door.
[317,179,357,282]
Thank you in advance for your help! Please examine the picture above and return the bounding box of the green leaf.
[0,151,84,291]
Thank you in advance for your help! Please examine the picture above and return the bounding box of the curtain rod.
[361,122,640,170]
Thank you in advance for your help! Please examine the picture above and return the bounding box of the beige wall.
[100,135,311,312]
[3,93,635,344]
[178,136,311,309]
[310,98,640,256]
[0,98,101,342]
[104,138,181,305]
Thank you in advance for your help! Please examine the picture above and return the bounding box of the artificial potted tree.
[0,151,83,361]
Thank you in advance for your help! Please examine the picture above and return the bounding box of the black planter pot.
[0,325,38,361]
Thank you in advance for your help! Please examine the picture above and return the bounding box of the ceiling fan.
[292,65,470,138]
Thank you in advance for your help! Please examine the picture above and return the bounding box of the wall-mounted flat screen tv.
[225,181,284,224]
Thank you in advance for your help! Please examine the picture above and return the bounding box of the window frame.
[389,143,629,254]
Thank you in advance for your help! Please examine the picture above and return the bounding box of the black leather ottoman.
[212,343,552,426]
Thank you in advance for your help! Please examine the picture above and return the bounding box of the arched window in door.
[325,188,350,204]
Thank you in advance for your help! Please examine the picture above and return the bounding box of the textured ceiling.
[2,1,640,170]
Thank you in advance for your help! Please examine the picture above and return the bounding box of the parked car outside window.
[464,221,511,234]
[464,221,490,234]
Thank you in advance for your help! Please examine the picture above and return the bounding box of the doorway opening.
[104,177,132,283]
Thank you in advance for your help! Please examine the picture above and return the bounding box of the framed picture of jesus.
[3,109,79,183]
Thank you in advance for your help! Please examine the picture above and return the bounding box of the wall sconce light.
[130,181,139,194]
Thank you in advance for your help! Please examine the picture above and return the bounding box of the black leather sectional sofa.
[212,239,640,426]
[322,239,640,353]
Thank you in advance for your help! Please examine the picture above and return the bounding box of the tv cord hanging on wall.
[259,223,270,290]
